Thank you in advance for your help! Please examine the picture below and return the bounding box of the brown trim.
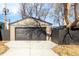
[15,27,16,41]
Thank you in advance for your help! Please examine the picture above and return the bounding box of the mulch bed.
[52,45,79,56]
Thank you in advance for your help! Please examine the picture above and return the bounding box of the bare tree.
[19,3,52,21]
[69,3,78,28]
[63,3,70,25]
[19,3,27,19]
[51,3,64,26]
[19,3,65,26]
[74,3,78,20]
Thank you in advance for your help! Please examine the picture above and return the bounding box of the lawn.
[0,42,9,55]
[52,45,79,56]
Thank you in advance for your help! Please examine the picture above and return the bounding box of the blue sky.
[0,3,56,26]
[0,3,76,27]
[0,3,21,22]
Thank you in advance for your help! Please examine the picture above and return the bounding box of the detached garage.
[10,17,52,41]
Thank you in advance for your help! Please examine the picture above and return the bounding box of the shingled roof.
[10,17,52,25]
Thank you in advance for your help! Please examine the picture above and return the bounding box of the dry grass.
[52,45,79,56]
[0,42,9,55]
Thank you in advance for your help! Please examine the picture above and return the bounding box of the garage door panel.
[16,34,30,40]
[15,27,46,40]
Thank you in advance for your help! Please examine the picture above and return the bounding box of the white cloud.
[11,6,19,14]
[8,3,19,15]
[0,4,5,14]
[0,3,19,15]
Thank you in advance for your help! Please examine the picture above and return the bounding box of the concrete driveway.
[2,41,58,56]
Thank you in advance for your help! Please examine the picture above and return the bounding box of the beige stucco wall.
[10,18,52,41]
[10,26,15,41]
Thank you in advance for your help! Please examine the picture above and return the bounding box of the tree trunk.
[64,3,70,25]
[74,3,78,20]
[71,3,78,27]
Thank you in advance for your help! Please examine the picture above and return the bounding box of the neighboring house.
[10,17,52,41]
[0,21,10,41]
[0,22,4,30]
[0,22,4,41]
